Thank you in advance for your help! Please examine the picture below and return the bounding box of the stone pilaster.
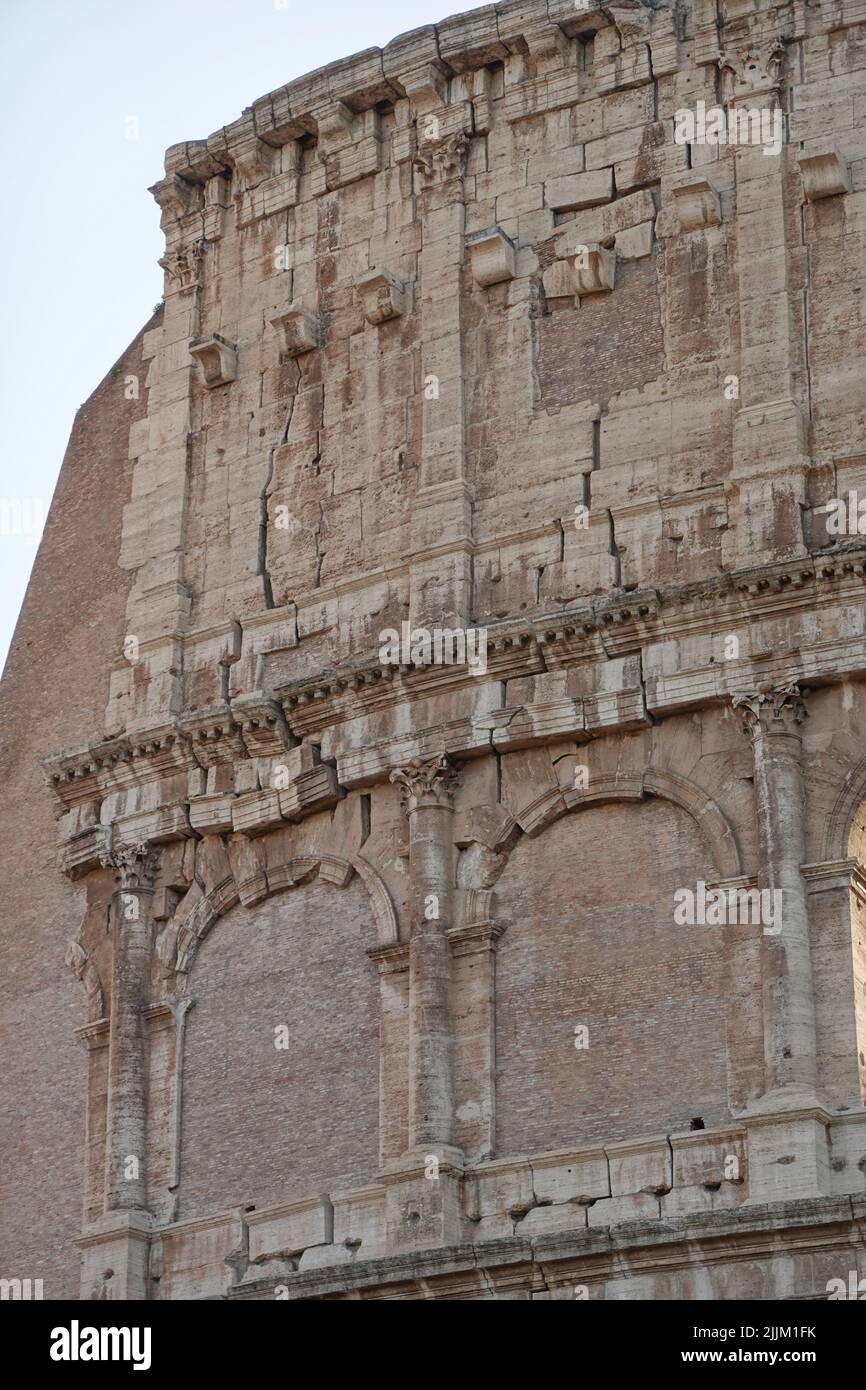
[449,911,505,1161]
[720,38,810,569]
[410,128,473,628]
[101,842,160,1213]
[74,1020,110,1229]
[732,683,817,1097]
[390,754,459,1150]
[367,943,411,1165]
[801,858,866,1103]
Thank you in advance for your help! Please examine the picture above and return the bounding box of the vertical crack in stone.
[608,509,622,587]
[638,647,658,726]
[258,361,303,610]
[313,502,325,588]
[258,446,276,610]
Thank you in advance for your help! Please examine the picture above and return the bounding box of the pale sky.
[0,0,481,672]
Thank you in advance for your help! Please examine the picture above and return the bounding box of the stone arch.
[166,852,397,981]
[642,769,743,880]
[176,854,385,1221]
[822,753,866,864]
[493,780,759,1158]
[511,766,742,880]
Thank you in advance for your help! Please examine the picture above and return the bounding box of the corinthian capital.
[390,754,459,813]
[413,132,468,188]
[732,682,810,739]
[100,841,160,891]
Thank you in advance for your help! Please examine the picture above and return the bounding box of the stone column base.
[78,1211,152,1300]
[740,1092,837,1204]
[381,1147,466,1252]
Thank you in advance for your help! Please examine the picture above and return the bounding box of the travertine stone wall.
[4,0,866,1300]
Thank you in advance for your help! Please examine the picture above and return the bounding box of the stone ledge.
[41,542,866,819]
[225,1194,866,1298]
[155,0,656,195]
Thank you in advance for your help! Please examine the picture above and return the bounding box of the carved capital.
[158,239,205,289]
[732,682,810,740]
[413,132,468,188]
[390,754,459,813]
[718,40,785,103]
[100,842,160,892]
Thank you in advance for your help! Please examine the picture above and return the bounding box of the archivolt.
[822,753,866,864]
[165,852,398,979]
[511,766,743,880]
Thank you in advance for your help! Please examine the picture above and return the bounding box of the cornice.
[275,544,866,731]
[149,0,843,207]
[226,1193,866,1300]
[150,2,655,197]
[42,723,200,805]
[41,544,866,819]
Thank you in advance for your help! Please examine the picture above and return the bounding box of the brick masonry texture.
[179,879,379,1221]
[3,0,866,1301]
[494,799,736,1157]
[0,317,158,1298]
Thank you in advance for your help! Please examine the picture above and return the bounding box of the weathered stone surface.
[4,0,866,1305]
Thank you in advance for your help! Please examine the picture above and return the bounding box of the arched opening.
[177,873,379,1220]
[493,796,755,1157]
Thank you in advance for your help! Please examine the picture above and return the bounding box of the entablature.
[41,542,866,864]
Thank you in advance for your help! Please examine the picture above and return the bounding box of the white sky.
[0,0,481,672]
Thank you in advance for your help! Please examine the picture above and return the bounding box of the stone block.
[606,1137,672,1196]
[270,304,322,356]
[247,1196,333,1262]
[545,168,613,211]
[671,175,722,231]
[797,143,851,200]
[466,226,517,286]
[586,1193,659,1227]
[357,267,409,324]
[572,241,616,294]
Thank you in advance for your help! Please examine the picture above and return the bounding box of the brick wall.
[178,875,380,1220]
[0,314,158,1296]
[494,799,737,1156]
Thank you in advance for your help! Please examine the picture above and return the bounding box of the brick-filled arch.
[177,873,380,1221]
[493,796,760,1158]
